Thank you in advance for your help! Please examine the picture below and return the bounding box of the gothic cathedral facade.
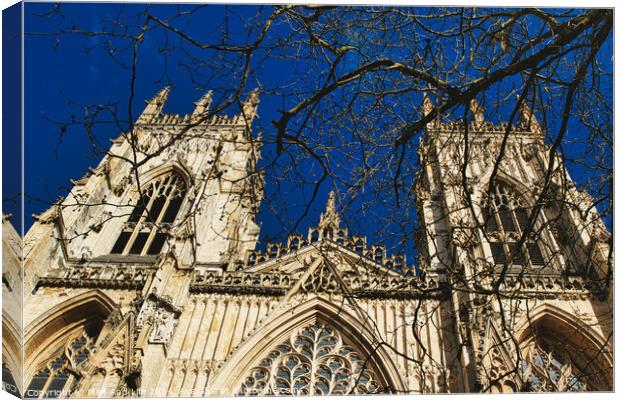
[4,88,613,397]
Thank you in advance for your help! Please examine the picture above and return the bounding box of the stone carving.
[38,265,152,290]
[171,218,194,241]
[113,175,132,197]
[190,267,438,300]
[135,292,182,345]
[102,342,126,370]
[149,309,177,344]
[301,263,340,294]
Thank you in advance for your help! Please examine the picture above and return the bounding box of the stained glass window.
[238,323,382,396]
[25,331,98,398]
[522,338,589,392]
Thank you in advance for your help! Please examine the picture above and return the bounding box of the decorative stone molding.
[112,175,132,197]
[190,267,441,300]
[37,265,152,290]
[498,273,604,300]
[32,203,62,224]
[191,271,292,296]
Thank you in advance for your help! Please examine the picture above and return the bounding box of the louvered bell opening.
[129,232,149,254]
[485,208,498,232]
[508,243,526,265]
[46,371,69,397]
[162,195,183,223]
[147,195,167,223]
[490,242,506,264]
[26,370,50,397]
[515,208,530,232]
[111,231,131,254]
[147,232,167,255]
[128,196,149,222]
[527,243,545,267]
[498,206,516,232]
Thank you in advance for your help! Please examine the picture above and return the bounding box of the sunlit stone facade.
[4,90,612,397]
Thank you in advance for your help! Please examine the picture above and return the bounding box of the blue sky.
[15,3,613,266]
[21,3,354,251]
[2,2,22,229]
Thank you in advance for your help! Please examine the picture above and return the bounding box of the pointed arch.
[475,170,535,206]
[208,296,406,395]
[138,162,192,189]
[24,290,116,383]
[515,304,612,391]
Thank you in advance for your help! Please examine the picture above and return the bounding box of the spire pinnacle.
[192,90,213,118]
[519,100,542,134]
[241,88,260,124]
[319,191,340,230]
[469,98,485,125]
[148,86,171,105]
[422,94,433,117]
[137,86,170,124]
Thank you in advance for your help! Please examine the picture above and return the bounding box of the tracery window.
[521,337,590,392]
[484,182,545,269]
[111,172,187,255]
[237,323,382,396]
[25,330,99,399]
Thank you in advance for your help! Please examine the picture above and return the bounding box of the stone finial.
[422,94,433,117]
[192,90,213,118]
[137,86,170,124]
[469,98,485,125]
[319,191,340,230]
[519,101,542,134]
[150,86,171,102]
[240,88,260,124]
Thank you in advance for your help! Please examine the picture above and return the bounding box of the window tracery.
[111,172,187,255]
[237,323,382,396]
[25,330,99,398]
[484,182,545,269]
[521,337,589,392]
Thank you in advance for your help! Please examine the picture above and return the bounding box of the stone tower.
[414,96,613,392]
[20,88,263,397]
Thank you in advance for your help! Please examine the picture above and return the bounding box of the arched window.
[484,182,545,269]
[518,313,612,392]
[237,323,381,395]
[521,337,588,392]
[25,325,101,399]
[520,332,611,392]
[111,172,187,255]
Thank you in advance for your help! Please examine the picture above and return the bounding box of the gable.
[191,243,438,300]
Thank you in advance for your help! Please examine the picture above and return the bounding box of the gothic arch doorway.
[208,296,406,395]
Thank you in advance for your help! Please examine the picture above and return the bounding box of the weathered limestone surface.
[6,91,612,397]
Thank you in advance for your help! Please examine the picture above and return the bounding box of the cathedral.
[2,88,613,397]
